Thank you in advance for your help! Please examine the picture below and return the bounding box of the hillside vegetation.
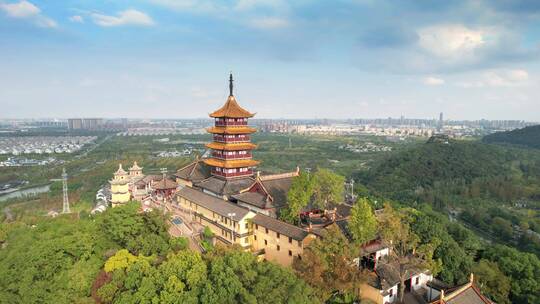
[358,139,540,256]
[483,125,540,149]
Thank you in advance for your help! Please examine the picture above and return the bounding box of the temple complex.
[104,74,495,304]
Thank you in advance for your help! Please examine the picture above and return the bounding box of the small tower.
[110,164,131,207]
[129,161,143,178]
[62,168,70,214]
[204,73,260,179]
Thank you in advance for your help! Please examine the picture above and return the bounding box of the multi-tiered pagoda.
[204,74,260,179]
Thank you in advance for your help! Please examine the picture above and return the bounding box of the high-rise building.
[203,74,259,179]
[68,118,104,130]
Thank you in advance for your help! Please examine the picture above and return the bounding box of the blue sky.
[1,0,539,120]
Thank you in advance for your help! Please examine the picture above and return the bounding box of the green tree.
[280,172,313,224]
[311,168,345,209]
[294,225,365,301]
[473,259,511,304]
[378,204,439,303]
[482,244,540,304]
[349,198,377,244]
[104,249,139,273]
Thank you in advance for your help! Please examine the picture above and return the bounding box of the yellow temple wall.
[176,195,255,248]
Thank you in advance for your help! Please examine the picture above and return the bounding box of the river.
[0,184,51,202]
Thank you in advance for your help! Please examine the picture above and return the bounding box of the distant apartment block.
[68,118,104,130]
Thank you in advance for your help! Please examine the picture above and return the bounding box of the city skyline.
[1,1,540,120]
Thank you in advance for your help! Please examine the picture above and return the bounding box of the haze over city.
[1,0,539,120]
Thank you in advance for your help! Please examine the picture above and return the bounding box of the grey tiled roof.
[252,213,309,241]
[233,174,295,210]
[175,160,212,183]
[177,187,251,221]
[445,284,493,304]
[233,192,269,209]
[195,176,254,196]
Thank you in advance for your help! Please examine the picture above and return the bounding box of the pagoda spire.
[229,73,234,96]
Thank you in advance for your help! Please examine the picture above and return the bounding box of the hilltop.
[358,139,513,203]
[483,125,540,149]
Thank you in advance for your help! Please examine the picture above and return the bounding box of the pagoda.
[110,164,130,207]
[204,74,260,179]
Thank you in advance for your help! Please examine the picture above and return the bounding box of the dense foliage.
[279,168,345,224]
[293,225,365,301]
[0,203,319,304]
[483,125,540,149]
[358,140,540,256]
[348,198,377,244]
[98,247,319,304]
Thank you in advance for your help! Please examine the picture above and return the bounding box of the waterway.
[0,184,51,202]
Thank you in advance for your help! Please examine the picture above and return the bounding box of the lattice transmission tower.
[62,168,70,214]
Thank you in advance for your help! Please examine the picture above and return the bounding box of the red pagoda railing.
[211,169,253,178]
[211,152,252,159]
[215,119,248,126]
[213,134,250,142]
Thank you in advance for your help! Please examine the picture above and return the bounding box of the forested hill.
[358,139,540,205]
[483,125,540,149]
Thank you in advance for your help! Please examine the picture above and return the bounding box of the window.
[389,288,393,296]
[277,233,280,239]
[265,228,269,234]
[415,277,419,285]
[255,224,258,230]
[298,240,302,247]
[245,223,249,229]
[277,245,280,251]
[289,237,292,243]
[264,240,267,245]
[288,250,292,256]
[254,235,257,240]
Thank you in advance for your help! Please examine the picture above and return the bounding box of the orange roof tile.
[206,142,257,151]
[203,158,260,168]
[209,95,254,118]
[207,126,256,134]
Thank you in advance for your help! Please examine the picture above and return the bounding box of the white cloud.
[91,9,154,27]
[249,17,289,29]
[0,0,39,18]
[0,1,57,28]
[69,15,84,23]
[457,69,529,88]
[418,24,486,58]
[423,76,445,86]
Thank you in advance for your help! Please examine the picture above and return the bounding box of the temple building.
[110,164,130,207]
[232,170,299,217]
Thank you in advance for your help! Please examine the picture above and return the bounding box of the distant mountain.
[483,125,540,149]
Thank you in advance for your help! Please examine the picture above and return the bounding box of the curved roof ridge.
[209,95,254,118]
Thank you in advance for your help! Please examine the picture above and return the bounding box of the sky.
[0,0,539,121]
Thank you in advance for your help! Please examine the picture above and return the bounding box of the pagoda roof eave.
[207,126,257,134]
